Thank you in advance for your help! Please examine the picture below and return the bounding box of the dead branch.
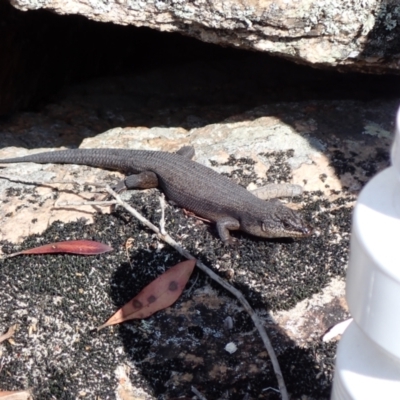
[102,185,289,400]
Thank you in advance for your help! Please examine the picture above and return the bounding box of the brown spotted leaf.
[97,259,196,330]
[6,240,113,258]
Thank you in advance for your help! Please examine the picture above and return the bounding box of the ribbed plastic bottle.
[331,108,400,399]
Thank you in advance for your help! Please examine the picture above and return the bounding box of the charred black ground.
[0,150,357,399]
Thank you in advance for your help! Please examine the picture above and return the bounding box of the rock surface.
[0,51,396,398]
[10,0,400,73]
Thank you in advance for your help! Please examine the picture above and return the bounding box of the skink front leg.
[216,217,241,245]
[175,145,195,159]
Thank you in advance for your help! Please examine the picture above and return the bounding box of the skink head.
[243,199,313,239]
[261,200,313,238]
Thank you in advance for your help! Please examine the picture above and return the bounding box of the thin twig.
[191,386,208,400]
[262,386,281,393]
[103,185,289,400]
[56,200,117,207]
[0,176,87,188]
[158,194,167,235]
[5,174,289,399]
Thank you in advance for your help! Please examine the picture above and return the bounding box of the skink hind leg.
[216,217,241,245]
[113,171,159,192]
[251,183,303,200]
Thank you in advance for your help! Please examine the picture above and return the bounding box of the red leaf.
[97,259,196,330]
[7,240,113,258]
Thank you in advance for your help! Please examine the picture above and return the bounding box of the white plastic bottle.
[331,108,400,399]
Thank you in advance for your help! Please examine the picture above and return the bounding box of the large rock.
[10,0,400,73]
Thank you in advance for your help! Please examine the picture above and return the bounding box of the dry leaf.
[0,325,17,344]
[0,390,33,400]
[98,259,196,330]
[322,318,353,342]
[6,240,113,258]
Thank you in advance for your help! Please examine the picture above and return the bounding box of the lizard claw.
[224,237,239,247]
